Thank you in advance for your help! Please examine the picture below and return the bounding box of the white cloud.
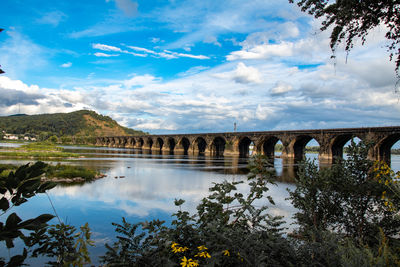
[227,41,294,61]
[92,43,122,52]
[36,11,67,26]
[215,62,262,84]
[271,81,293,95]
[203,36,221,47]
[94,52,119,57]
[60,62,72,68]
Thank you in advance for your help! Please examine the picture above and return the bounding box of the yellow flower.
[197,245,208,251]
[181,257,198,267]
[181,256,188,267]
[223,249,230,256]
[195,251,211,258]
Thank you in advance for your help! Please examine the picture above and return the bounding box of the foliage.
[46,164,98,181]
[0,162,56,266]
[0,142,80,159]
[288,141,400,265]
[290,0,400,76]
[27,222,94,266]
[0,162,98,182]
[101,155,297,266]
[0,110,146,140]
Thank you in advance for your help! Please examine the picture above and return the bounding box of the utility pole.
[234,122,237,132]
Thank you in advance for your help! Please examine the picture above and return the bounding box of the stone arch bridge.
[95,126,400,164]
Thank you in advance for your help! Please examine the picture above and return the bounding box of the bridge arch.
[331,134,362,160]
[136,137,144,148]
[375,133,400,164]
[289,135,320,160]
[155,137,164,151]
[238,136,255,157]
[167,137,176,153]
[128,137,136,147]
[193,137,207,154]
[120,137,127,148]
[260,136,280,158]
[145,137,153,150]
[211,136,226,157]
[177,137,190,154]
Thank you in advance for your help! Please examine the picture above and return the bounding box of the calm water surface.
[1,143,399,265]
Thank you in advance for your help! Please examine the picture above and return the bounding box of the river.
[1,143,399,265]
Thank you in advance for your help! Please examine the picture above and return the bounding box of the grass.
[0,162,98,181]
[0,142,80,158]
[46,164,97,181]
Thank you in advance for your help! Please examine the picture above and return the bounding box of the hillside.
[0,110,146,138]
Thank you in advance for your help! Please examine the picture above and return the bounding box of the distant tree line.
[0,110,146,143]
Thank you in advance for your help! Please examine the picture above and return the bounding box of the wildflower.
[181,257,198,267]
[195,251,211,258]
[197,245,207,251]
[223,250,230,256]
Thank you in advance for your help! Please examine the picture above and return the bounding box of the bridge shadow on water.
[63,146,330,184]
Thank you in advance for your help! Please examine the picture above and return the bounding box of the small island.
[0,162,106,184]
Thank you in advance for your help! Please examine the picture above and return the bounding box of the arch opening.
[342,136,362,160]
[211,136,226,157]
[129,138,136,147]
[194,137,207,154]
[292,135,315,160]
[168,138,176,154]
[330,134,357,160]
[238,137,254,157]
[156,138,164,151]
[378,134,400,168]
[261,136,280,159]
[146,138,153,149]
[138,138,144,148]
[304,138,320,161]
[180,137,190,154]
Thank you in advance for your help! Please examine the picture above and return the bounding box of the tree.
[289,0,400,77]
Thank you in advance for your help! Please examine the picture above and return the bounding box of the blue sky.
[0,0,399,134]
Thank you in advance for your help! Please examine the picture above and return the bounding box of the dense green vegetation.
[0,110,146,143]
[0,162,99,182]
[1,142,400,266]
[0,142,80,159]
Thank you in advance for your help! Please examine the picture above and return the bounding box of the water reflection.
[1,144,399,264]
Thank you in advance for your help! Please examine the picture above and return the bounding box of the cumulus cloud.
[60,62,72,68]
[271,81,293,95]
[0,87,44,107]
[227,41,294,61]
[214,62,262,84]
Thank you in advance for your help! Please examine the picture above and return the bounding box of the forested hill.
[0,110,146,138]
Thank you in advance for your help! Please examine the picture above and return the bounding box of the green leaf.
[0,197,9,211]
[5,213,22,229]
[19,214,54,230]
[6,248,27,267]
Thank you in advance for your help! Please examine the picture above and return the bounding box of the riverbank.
[0,162,105,184]
[0,142,80,159]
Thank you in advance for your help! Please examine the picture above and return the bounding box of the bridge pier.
[94,127,400,166]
